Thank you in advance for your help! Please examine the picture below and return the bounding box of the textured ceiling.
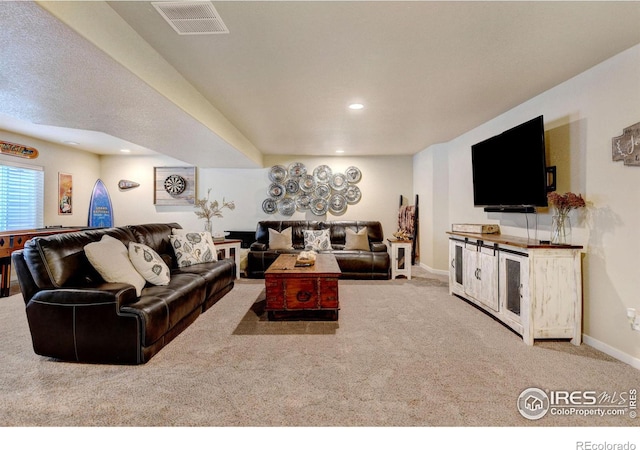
[1,1,640,167]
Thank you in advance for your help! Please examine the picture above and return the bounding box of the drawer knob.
[297,291,312,302]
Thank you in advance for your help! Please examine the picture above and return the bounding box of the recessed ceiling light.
[335,149,345,154]
[120,148,131,153]
[348,103,364,110]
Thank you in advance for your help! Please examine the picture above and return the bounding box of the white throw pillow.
[170,231,217,267]
[268,227,294,250]
[303,229,332,251]
[344,227,370,251]
[84,235,146,296]
[128,242,170,286]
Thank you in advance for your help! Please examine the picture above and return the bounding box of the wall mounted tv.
[471,115,553,213]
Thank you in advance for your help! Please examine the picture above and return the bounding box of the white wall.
[0,130,101,228]
[415,43,640,366]
[100,153,413,243]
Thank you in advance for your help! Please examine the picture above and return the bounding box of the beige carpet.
[1,267,639,429]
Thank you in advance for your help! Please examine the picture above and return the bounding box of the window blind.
[0,162,44,232]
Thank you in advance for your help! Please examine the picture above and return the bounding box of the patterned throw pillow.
[169,231,218,267]
[303,229,332,251]
[344,227,370,251]
[128,242,170,286]
[268,227,294,250]
[84,235,146,296]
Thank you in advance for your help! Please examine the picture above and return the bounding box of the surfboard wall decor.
[88,179,114,228]
[0,140,39,159]
[118,179,140,190]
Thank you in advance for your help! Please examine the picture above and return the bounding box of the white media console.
[448,232,583,346]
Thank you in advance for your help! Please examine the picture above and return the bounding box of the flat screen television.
[471,115,550,213]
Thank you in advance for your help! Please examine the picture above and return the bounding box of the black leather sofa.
[11,223,235,365]
[246,220,390,279]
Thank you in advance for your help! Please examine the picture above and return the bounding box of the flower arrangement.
[194,188,235,231]
[547,192,585,245]
[547,192,586,215]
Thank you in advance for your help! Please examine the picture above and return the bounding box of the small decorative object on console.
[451,224,500,234]
[295,250,317,267]
[393,230,412,240]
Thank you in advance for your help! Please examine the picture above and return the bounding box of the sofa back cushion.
[128,223,181,268]
[320,221,384,248]
[23,227,136,289]
[255,221,321,249]
[254,220,385,251]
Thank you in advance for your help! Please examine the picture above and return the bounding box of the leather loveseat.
[246,220,390,279]
[11,223,235,365]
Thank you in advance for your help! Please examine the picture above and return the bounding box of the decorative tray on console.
[295,251,317,267]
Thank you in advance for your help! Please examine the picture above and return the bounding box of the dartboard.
[164,175,186,195]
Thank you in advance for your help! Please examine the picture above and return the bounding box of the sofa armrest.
[29,283,139,308]
[250,242,268,251]
[25,283,143,364]
[371,242,388,252]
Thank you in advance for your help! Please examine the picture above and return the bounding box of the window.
[0,162,44,232]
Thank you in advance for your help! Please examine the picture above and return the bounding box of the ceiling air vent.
[152,1,229,35]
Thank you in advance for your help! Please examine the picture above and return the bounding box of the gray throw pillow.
[344,227,370,251]
[269,227,294,250]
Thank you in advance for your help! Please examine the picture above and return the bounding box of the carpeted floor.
[1,267,638,428]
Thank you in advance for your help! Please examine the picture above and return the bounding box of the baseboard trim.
[418,262,448,277]
[582,334,640,371]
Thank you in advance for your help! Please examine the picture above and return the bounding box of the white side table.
[214,239,242,279]
[387,239,412,280]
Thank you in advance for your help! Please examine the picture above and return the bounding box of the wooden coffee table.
[265,253,341,321]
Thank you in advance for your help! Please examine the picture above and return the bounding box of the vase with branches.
[547,192,585,245]
[194,188,235,233]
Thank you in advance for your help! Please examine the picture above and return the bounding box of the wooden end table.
[265,253,341,320]
[387,239,412,280]
[214,239,242,279]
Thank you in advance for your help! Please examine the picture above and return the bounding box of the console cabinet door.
[499,251,529,338]
[463,244,499,311]
[449,239,465,296]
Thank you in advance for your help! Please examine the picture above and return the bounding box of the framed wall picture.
[58,172,73,214]
[154,166,196,206]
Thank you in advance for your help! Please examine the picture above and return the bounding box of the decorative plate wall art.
[269,165,287,183]
[262,163,362,216]
[345,166,362,183]
[268,183,286,199]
